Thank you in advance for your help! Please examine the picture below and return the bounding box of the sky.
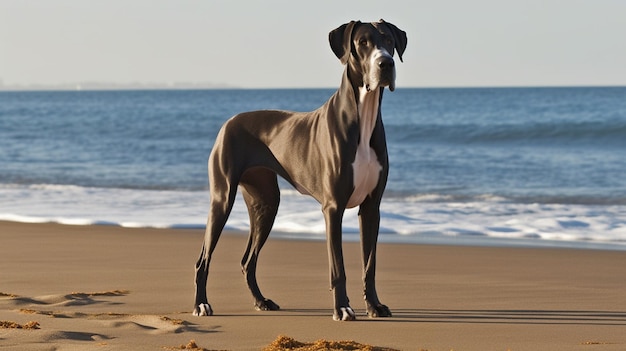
[1,0,625,89]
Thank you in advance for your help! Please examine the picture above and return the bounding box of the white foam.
[1,183,625,250]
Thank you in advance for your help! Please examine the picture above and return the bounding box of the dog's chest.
[347,88,383,208]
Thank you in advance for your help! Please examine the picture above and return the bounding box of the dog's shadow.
[385,309,626,326]
[281,308,626,325]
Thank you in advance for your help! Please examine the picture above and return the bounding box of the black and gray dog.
[193,19,407,321]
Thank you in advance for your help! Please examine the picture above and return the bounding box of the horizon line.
[2,80,626,92]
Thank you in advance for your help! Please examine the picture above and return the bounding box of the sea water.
[1,87,625,250]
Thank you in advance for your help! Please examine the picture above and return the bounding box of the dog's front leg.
[323,203,356,321]
[359,195,392,318]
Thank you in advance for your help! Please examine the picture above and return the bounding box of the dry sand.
[1,221,626,350]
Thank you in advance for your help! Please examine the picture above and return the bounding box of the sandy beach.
[1,221,626,350]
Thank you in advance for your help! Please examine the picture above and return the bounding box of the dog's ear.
[329,20,360,64]
[379,19,407,62]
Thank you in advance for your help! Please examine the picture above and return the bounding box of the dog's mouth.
[366,74,396,92]
[382,78,396,92]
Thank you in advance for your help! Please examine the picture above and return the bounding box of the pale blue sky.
[1,0,625,88]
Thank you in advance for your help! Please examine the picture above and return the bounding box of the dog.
[193,19,406,321]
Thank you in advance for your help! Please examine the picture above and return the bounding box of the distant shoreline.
[0,82,238,91]
[1,83,625,92]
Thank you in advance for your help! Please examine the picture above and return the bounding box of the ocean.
[1,87,625,250]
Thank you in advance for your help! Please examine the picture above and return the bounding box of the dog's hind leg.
[239,167,281,311]
[193,155,239,316]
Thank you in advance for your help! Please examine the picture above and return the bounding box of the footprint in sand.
[3,289,130,308]
[2,289,212,347]
[100,315,205,334]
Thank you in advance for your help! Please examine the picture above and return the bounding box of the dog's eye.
[358,38,368,46]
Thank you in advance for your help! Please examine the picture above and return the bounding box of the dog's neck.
[346,85,382,209]
[357,85,380,146]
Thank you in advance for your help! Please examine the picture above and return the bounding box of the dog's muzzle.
[367,49,397,92]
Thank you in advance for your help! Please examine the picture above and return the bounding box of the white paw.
[333,307,356,321]
[193,303,213,316]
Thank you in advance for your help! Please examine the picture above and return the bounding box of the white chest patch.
[347,87,383,209]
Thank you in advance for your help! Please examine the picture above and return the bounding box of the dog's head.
[329,19,407,92]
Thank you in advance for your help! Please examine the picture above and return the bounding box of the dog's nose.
[377,56,395,70]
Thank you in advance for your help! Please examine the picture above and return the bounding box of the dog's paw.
[366,303,392,318]
[193,303,213,316]
[333,306,356,321]
[255,298,280,311]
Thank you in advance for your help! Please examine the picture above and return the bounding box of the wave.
[0,185,626,243]
[1,183,626,251]
[383,190,626,206]
[386,120,626,145]
[4,182,626,207]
